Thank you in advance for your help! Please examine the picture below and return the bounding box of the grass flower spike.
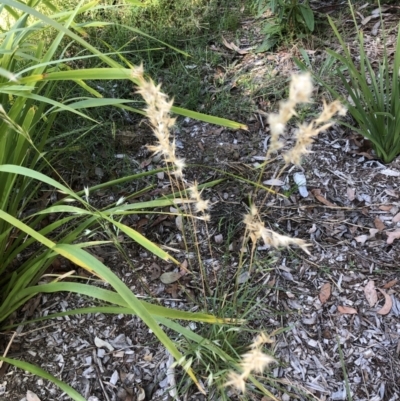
[284,98,346,166]
[225,333,276,393]
[132,65,185,177]
[289,72,313,103]
[188,181,210,213]
[243,204,311,254]
[267,73,346,166]
[267,73,312,156]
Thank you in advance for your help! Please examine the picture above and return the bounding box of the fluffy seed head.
[188,181,210,214]
[131,64,185,177]
[266,73,346,164]
[240,349,275,374]
[225,333,276,393]
[225,372,246,393]
[243,206,311,254]
[289,73,313,103]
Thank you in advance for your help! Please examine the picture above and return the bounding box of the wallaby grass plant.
[217,73,346,396]
[113,68,347,398]
[0,1,348,400]
[152,72,345,398]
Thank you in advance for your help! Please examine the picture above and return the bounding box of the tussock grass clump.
[249,72,345,256]
[132,67,346,397]
[223,72,346,395]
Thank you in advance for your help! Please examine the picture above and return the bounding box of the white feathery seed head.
[131,64,185,177]
[224,332,276,393]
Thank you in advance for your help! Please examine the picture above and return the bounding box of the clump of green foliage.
[253,0,315,52]
[296,1,400,163]
[0,0,243,398]
[327,17,400,163]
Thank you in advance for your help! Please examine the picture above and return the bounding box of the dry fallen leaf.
[137,387,146,401]
[380,168,400,177]
[374,217,385,231]
[355,151,374,160]
[222,36,248,54]
[293,172,308,197]
[165,283,179,298]
[361,207,370,216]
[160,271,182,284]
[180,259,189,273]
[369,228,379,237]
[392,212,400,223]
[364,280,378,307]
[383,279,398,289]
[27,391,41,401]
[338,305,358,314]
[175,215,183,232]
[319,283,331,304]
[379,205,393,211]
[136,217,149,229]
[361,15,373,25]
[263,178,284,186]
[347,187,356,201]
[356,229,378,244]
[308,223,317,234]
[214,234,224,244]
[311,189,336,207]
[149,263,161,281]
[355,234,369,245]
[371,20,381,36]
[386,229,400,244]
[385,188,397,196]
[377,289,393,315]
[94,337,114,352]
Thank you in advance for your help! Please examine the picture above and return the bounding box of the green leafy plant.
[296,4,400,163]
[327,15,400,163]
[0,0,246,398]
[254,0,315,52]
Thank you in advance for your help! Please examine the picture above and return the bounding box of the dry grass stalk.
[234,76,346,393]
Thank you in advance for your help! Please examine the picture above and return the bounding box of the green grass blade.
[2,304,232,330]
[62,98,136,110]
[0,357,86,401]
[172,106,247,130]
[0,165,81,202]
[19,68,134,83]
[102,217,180,264]
[52,244,202,390]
